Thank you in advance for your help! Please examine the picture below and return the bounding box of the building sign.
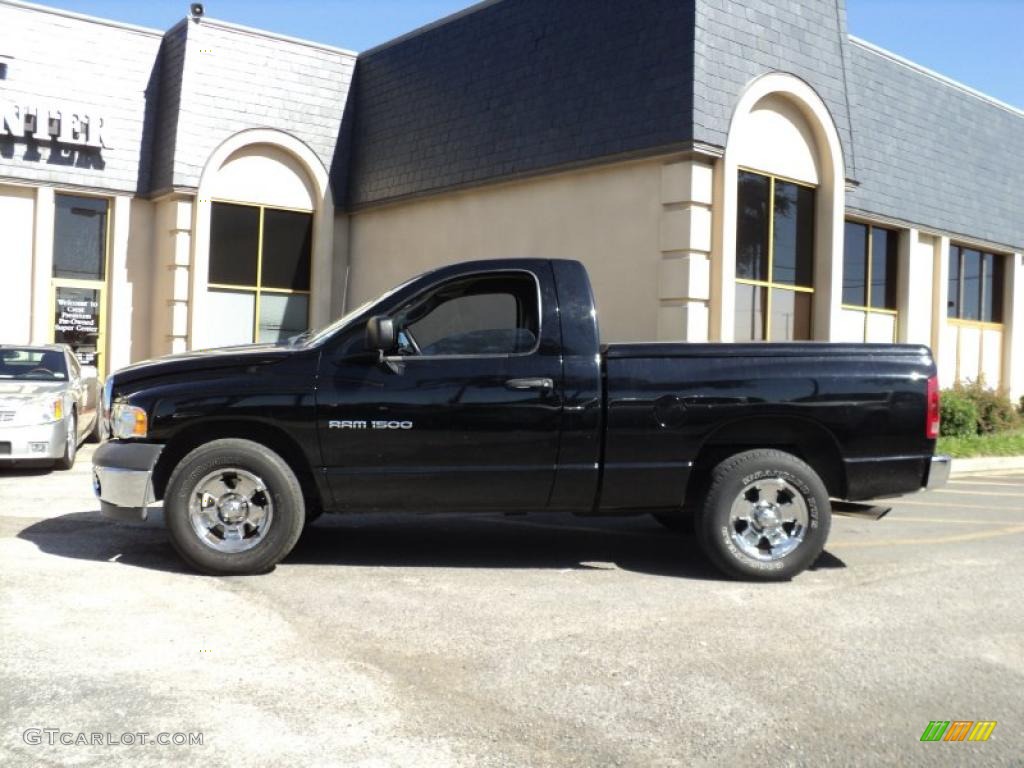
[2,102,110,149]
[54,287,101,367]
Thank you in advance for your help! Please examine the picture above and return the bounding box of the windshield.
[0,348,68,381]
[299,273,425,347]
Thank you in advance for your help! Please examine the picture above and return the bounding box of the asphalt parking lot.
[1,447,1022,767]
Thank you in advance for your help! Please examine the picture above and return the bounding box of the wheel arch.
[151,419,325,514]
[687,416,846,506]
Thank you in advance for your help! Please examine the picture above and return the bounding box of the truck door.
[318,266,563,511]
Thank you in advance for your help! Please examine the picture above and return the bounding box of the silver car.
[0,345,100,470]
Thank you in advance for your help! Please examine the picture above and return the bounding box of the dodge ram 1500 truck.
[94,259,950,580]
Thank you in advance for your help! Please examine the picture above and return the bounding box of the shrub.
[940,389,978,438]
[954,379,1020,435]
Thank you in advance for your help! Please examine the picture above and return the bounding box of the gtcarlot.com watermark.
[23,728,203,747]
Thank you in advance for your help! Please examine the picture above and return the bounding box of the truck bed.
[598,342,936,509]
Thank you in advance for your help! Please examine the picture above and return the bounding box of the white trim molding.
[189,128,335,350]
[712,73,846,342]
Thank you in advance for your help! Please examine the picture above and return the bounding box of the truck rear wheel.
[696,449,831,581]
[164,439,305,575]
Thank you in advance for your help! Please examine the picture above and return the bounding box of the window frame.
[840,219,900,343]
[734,168,816,342]
[947,244,1005,330]
[52,192,110,282]
[50,190,111,377]
[207,198,314,344]
[385,270,544,362]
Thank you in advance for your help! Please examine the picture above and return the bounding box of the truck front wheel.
[164,439,305,575]
[696,449,831,581]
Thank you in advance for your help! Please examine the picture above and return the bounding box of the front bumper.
[926,455,952,490]
[0,420,67,461]
[92,441,165,521]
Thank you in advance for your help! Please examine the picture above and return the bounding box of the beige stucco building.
[2,0,1022,396]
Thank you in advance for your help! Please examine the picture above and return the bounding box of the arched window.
[717,75,845,344]
[202,143,317,347]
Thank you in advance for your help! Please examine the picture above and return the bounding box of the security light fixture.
[190,3,205,19]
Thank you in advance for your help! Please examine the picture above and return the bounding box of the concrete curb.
[949,456,1024,476]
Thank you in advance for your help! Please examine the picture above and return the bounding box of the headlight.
[15,396,63,425]
[111,404,148,439]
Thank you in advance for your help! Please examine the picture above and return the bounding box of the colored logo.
[920,721,997,742]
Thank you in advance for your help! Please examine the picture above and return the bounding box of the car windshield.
[0,348,68,381]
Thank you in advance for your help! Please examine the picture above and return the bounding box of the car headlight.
[15,396,63,425]
[110,404,148,439]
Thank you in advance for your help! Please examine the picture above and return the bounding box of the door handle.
[506,377,554,391]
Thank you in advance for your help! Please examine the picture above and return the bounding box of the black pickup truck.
[94,259,949,580]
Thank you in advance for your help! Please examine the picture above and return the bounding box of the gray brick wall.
[341,0,697,208]
[163,19,355,192]
[692,0,857,179]
[0,3,161,194]
[148,22,188,195]
[846,40,1024,250]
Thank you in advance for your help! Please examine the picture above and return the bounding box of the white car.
[0,345,100,470]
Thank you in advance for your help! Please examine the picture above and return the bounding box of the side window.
[395,273,540,357]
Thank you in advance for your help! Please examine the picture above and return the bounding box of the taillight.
[926,375,940,439]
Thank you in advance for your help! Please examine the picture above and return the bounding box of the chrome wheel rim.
[728,476,809,561]
[188,468,274,553]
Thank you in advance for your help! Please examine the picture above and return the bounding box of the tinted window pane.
[982,253,1004,323]
[261,209,312,291]
[734,283,765,342]
[770,288,812,341]
[947,248,960,318]
[206,289,255,348]
[772,181,815,287]
[736,172,770,281]
[961,249,981,321]
[209,203,259,286]
[258,293,309,343]
[53,194,107,280]
[399,275,540,356]
[870,227,899,310]
[842,222,868,306]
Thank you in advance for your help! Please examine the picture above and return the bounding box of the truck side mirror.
[365,316,398,354]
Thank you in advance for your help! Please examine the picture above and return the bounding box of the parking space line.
[924,488,1024,498]
[881,516,1013,525]
[950,479,1024,487]
[888,499,1016,510]
[830,524,1024,549]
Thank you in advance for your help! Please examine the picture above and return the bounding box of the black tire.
[164,439,305,575]
[695,449,831,581]
[55,411,77,470]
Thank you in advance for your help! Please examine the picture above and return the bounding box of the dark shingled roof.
[336,0,1024,250]
[336,0,697,208]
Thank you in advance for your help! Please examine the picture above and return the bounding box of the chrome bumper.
[926,455,952,490]
[93,441,165,521]
[0,420,68,461]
